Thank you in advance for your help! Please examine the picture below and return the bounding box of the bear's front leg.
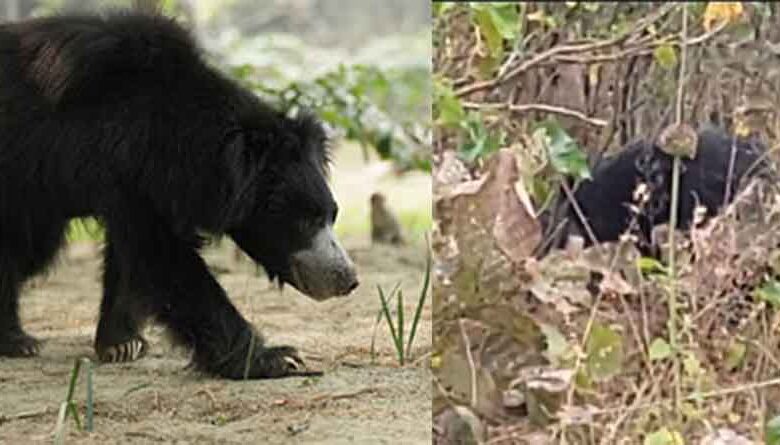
[104,216,314,379]
[94,237,150,363]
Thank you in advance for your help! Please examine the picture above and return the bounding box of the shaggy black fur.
[543,126,771,255]
[0,11,350,379]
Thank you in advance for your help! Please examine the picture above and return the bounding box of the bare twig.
[310,387,377,403]
[462,101,608,127]
[455,4,677,98]
[599,377,653,445]
[667,2,690,418]
[193,389,218,411]
[559,180,605,262]
[0,408,50,424]
[723,134,738,206]
[590,376,780,418]
[459,319,479,408]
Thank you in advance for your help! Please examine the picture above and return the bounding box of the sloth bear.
[0,12,359,379]
[543,126,771,255]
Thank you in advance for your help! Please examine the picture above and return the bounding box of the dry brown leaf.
[493,179,541,264]
[529,279,589,316]
[699,428,753,445]
[658,123,698,159]
[599,271,636,295]
[434,406,485,445]
[703,2,744,32]
[435,150,471,191]
[513,366,573,426]
[435,148,543,312]
[556,404,599,426]
[521,368,574,393]
[439,148,541,265]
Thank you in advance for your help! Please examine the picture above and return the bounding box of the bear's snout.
[289,225,359,300]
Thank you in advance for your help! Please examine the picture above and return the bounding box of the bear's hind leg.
[94,237,150,363]
[0,219,66,357]
[0,267,40,357]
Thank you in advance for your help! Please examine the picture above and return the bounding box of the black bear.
[543,126,771,254]
[0,11,359,379]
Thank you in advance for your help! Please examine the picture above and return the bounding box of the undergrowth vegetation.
[433,3,780,444]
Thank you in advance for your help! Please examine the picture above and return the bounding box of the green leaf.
[476,52,501,78]
[377,285,401,362]
[405,248,431,361]
[582,2,600,12]
[653,44,678,70]
[637,256,668,275]
[528,176,552,208]
[755,280,780,308]
[725,340,747,371]
[485,4,519,40]
[433,2,455,17]
[319,107,352,130]
[471,4,518,72]
[459,112,505,163]
[540,323,571,363]
[434,80,465,128]
[729,21,755,40]
[374,132,394,159]
[535,118,591,180]
[644,428,684,445]
[585,323,623,382]
[160,0,179,16]
[648,338,672,361]
[471,3,518,35]
[682,352,703,378]
[610,20,630,36]
[767,415,780,445]
[397,290,404,366]
[473,9,504,60]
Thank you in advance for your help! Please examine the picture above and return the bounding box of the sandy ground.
[0,146,432,445]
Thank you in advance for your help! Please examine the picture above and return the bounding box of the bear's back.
[0,12,209,108]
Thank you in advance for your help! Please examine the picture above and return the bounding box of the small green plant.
[433,78,506,164]
[54,358,94,444]
[65,217,104,242]
[371,242,431,366]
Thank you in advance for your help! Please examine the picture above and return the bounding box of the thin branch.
[456,5,729,101]
[0,408,50,424]
[588,376,780,418]
[550,21,728,66]
[459,319,479,408]
[560,180,606,263]
[667,2,690,419]
[462,101,608,127]
[455,3,677,98]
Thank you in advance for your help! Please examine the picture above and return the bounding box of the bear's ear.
[220,131,268,228]
[292,110,332,175]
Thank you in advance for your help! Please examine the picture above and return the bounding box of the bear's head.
[227,110,359,301]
